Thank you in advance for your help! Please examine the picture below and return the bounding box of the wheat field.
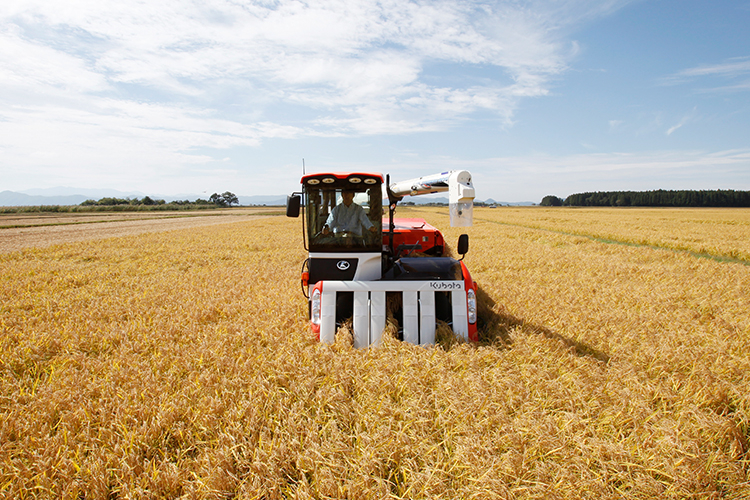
[1,208,749,498]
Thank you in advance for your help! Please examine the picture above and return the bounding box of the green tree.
[540,195,563,206]
[209,192,239,207]
[221,191,239,207]
[209,193,224,206]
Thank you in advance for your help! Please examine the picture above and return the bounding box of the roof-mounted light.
[349,177,362,184]
[307,179,320,185]
[322,178,335,184]
[364,178,378,185]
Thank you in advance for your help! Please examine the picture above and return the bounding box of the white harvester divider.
[318,281,469,348]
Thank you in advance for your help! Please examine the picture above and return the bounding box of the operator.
[321,190,377,236]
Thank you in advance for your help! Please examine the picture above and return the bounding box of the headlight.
[467,288,477,324]
[311,288,321,325]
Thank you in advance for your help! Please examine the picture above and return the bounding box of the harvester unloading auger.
[286,170,477,348]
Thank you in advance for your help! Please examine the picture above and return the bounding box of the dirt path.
[0,213,272,253]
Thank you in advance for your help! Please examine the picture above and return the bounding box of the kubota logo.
[336,260,351,271]
[430,281,462,290]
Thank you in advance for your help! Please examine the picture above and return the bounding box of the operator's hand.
[322,225,331,235]
[368,226,377,233]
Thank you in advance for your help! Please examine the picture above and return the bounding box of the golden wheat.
[463,206,750,262]
[1,209,749,498]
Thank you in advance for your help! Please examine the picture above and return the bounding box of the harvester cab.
[287,170,478,348]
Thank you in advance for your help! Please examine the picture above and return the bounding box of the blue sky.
[1,0,749,202]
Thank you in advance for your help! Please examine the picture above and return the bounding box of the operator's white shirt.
[325,202,373,236]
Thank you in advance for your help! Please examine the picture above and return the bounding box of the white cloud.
[0,0,638,192]
[660,56,750,92]
[0,23,108,92]
[675,57,750,78]
[666,108,697,136]
[1,0,625,129]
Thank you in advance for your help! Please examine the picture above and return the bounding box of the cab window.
[306,184,382,252]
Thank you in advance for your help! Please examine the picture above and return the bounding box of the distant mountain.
[400,197,536,206]
[238,195,288,206]
[2,187,154,206]
[409,196,449,205]
[0,191,89,206]
[19,187,147,198]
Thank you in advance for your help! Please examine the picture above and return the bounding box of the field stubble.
[1,208,749,498]
[0,209,279,254]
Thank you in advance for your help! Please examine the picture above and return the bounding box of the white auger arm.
[388,170,475,227]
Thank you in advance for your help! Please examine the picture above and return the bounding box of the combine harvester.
[286,170,477,348]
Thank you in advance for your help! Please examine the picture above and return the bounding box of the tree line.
[81,192,239,208]
[540,190,750,207]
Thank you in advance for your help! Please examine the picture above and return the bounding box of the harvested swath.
[0,212,270,253]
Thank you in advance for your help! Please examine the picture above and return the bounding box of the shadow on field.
[477,286,610,364]
[476,286,513,347]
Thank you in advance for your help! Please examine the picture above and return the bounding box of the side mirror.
[286,194,301,218]
[457,234,469,257]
